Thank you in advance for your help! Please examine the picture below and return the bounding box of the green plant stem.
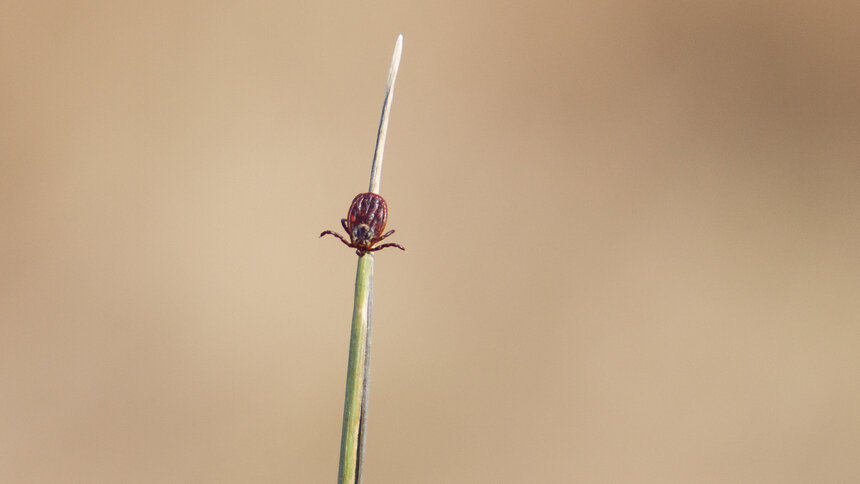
[337,254,373,484]
[337,33,402,484]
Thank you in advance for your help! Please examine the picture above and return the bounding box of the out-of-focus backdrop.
[2,2,858,483]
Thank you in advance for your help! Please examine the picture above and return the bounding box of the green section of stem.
[337,254,373,484]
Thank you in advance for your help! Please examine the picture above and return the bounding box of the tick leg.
[368,242,405,253]
[341,218,349,232]
[320,230,352,248]
[374,229,395,243]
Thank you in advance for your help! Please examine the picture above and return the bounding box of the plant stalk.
[336,34,403,484]
[337,254,373,484]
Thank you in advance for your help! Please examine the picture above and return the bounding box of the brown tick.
[320,192,406,256]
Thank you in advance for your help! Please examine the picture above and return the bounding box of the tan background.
[2,1,859,483]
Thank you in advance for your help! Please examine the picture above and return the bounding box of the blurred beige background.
[2,1,859,483]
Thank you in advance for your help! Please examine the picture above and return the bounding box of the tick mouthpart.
[352,224,372,244]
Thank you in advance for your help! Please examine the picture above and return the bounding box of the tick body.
[321,192,405,256]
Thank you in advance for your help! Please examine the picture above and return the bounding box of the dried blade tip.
[369,34,404,194]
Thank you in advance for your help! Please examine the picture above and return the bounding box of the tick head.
[352,223,374,247]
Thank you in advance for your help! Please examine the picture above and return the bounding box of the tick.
[320,192,406,256]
